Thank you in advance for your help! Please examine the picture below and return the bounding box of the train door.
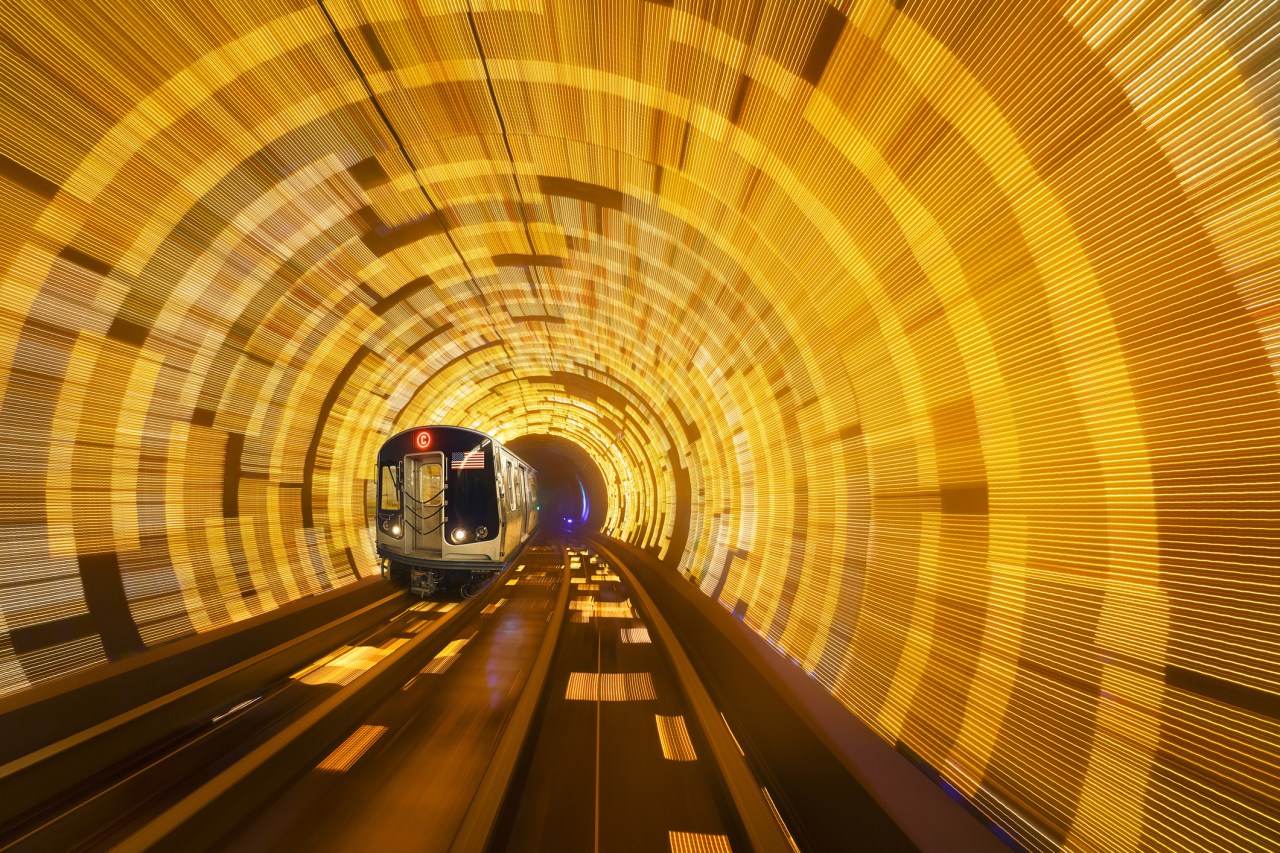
[406,452,445,555]
[527,470,538,531]
[512,465,525,542]
[501,455,525,555]
[501,457,513,555]
[517,466,529,540]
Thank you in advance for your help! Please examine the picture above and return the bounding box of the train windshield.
[448,440,496,532]
[379,465,400,511]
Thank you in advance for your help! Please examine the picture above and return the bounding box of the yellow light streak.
[569,597,638,620]
[668,831,732,853]
[655,715,697,761]
[421,636,471,674]
[621,627,651,644]
[293,640,407,686]
[565,672,657,701]
[316,724,389,773]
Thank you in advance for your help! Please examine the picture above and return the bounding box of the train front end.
[375,426,503,594]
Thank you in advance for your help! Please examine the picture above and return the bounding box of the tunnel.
[505,433,608,533]
[0,0,1277,850]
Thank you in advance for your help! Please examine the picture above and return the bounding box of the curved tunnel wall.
[1,0,1278,848]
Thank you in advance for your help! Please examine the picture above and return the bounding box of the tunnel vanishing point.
[1,0,1278,849]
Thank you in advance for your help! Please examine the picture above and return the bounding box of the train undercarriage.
[382,560,498,598]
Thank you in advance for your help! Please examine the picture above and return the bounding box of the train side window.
[379,466,400,511]
[505,461,517,510]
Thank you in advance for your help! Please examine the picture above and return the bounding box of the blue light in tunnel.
[579,479,589,525]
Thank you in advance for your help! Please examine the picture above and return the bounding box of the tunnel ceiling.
[2,0,1278,848]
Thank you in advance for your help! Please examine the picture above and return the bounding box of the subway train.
[375,425,538,596]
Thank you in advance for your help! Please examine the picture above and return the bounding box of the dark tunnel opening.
[505,433,609,536]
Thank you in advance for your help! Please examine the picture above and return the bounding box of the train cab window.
[379,466,400,511]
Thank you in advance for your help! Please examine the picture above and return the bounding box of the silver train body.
[375,425,538,595]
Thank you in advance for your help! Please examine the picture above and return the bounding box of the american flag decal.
[451,449,485,470]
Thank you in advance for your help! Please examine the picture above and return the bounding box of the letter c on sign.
[414,431,431,450]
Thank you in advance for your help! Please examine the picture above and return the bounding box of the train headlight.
[391,524,402,537]
[476,525,488,538]
[451,527,468,543]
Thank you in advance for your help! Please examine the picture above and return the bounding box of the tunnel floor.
[0,534,998,851]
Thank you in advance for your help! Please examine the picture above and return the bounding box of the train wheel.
[461,575,491,598]
[387,562,410,587]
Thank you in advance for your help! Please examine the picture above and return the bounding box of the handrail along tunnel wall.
[0,1,1278,849]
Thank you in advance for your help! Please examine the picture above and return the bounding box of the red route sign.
[414,431,432,450]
